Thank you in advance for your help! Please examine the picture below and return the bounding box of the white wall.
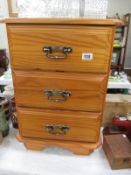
[0,0,9,50]
[0,0,9,17]
[107,0,131,68]
[0,24,9,50]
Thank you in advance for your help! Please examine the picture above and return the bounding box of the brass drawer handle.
[46,124,70,136]
[43,46,72,59]
[44,89,71,102]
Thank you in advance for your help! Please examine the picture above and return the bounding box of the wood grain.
[5,18,123,26]
[23,136,101,155]
[103,135,131,169]
[8,25,114,73]
[13,71,107,112]
[6,19,115,154]
[17,107,102,143]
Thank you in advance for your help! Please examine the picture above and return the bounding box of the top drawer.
[7,25,114,73]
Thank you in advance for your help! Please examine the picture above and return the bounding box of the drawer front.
[8,25,114,73]
[14,71,107,112]
[18,108,101,142]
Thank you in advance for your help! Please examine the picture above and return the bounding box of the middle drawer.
[14,71,107,112]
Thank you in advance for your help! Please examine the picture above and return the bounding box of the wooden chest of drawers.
[5,18,117,155]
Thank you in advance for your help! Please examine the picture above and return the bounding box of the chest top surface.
[3,18,123,26]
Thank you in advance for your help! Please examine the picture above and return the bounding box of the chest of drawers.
[5,18,117,155]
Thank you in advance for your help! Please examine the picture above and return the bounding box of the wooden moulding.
[4,18,123,26]
[0,19,5,23]
[17,134,101,155]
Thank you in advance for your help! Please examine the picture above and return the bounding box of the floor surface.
[0,128,130,175]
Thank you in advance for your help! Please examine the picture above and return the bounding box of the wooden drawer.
[18,108,101,142]
[14,71,107,112]
[8,25,113,73]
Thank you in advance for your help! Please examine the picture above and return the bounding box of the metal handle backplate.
[44,89,71,102]
[43,46,72,59]
[46,124,69,136]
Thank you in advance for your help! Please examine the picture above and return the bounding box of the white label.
[82,53,93,61]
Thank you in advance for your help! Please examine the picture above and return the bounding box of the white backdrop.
[0,0,9,50]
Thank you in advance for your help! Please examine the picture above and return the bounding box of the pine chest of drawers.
[5,18,117,155]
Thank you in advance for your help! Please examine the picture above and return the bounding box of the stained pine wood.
[17,108,102,143]
[5,18,123,26]
[8,25,114,73]
[23,136,101,155]
[13,71,107,112]
[6,18,116,154]
[0,19,5,23]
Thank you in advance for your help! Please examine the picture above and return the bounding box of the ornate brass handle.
[46,124,69,136]
[44,89,71,102]
[43,46,72,59]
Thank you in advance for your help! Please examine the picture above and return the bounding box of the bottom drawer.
[18,108,102,143]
